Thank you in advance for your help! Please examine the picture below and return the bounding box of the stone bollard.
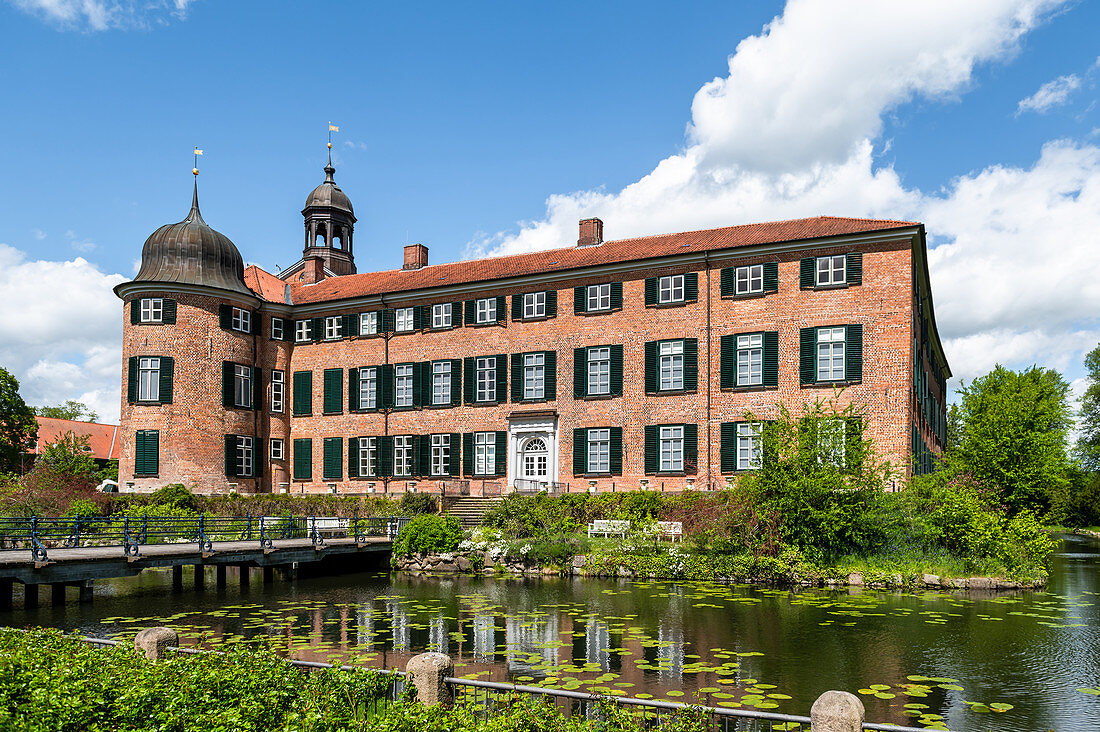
[405,652,454,707]
[811,690,864,732]
[134,627,179,662]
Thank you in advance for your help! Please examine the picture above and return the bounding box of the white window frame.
[658,275,684,304]
[736,333,763,387]
[231,307,251,333]
[295,320,311,343]
[476,357,497,402]
[815,255,846,287]
[139,298,163,323]
[587,283,611,312]
[395,307,415,333]
[476,298,497,324]
[659,340,684,391]
[588,428,610,474]
[236,435,254,477]
[523,292,546,319]
[138,357,160,402]
[360,367,378,410]
[324,316,342,340]
[431,303,452,329]
[360,312,379,336]
[395,363,414,408]
[816,327,846,382]
[234,364,252,408]
[523,353,545,400]
[735,265,764,295]
[587,347,610,395]
[432,361,451,406]
[430,434,450,476]
[393,435,413,477]
[474,432,496,475]
[270,438,284,461]
[659,425,684,473]
[358,437,378,477]
[736,423,761,471]
[271,369,284,413]
[270,317,284,340]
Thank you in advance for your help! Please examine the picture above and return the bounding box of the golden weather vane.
[327,123,338,164]
[193,146,203,176]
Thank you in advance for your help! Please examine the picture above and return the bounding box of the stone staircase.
[443,497,502,529]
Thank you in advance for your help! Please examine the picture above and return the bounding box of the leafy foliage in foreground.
[393,513,463,556]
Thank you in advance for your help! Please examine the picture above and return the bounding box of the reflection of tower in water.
[472,614,496,663]
[506,613,560,674]
[428,612,448,654]
[388,601,410,652]
[355,605,375,649]
[585,619,611,671]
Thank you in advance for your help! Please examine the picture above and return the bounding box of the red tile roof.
[244,266,288,303]
[32,417,121,461]
[246,216,918,305]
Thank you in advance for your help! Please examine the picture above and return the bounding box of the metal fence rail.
[0,514,410,562]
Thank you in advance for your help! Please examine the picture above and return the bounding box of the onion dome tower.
[301,145,357,276]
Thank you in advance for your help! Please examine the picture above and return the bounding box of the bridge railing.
[0,514,410,562]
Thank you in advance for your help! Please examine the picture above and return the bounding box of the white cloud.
[32,228,46,240]
[7,0,194,31]
[1017,73,1083,114]
[66,230,96,252]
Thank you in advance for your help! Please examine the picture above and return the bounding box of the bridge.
[0,515,405,609]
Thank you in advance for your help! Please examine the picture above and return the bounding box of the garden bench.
[311,517,350,537]
[587,520,630,539]
[656,521,683,542]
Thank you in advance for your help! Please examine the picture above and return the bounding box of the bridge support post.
[810,691,864,732]
[279,563,297,582]
[216,565,227,588]
[51,583,66,606]
[239,565,250,587]
[0,579,12,610]
[79,580,94,604]
[263,566,274,585]
[24,583,39,610]
[193,565,205,590]
[406,653,454,707]
[171,565,183,590]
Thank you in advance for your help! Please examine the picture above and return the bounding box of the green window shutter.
[644,426,658,475]
[252,367,262,411]
[494,296,506,322]
[463,301,475,326]
[222,362,234,408]
[378,436,393,477]
[163,299,177,324]
[609,427,623,476]
[573,348,587,398]
[845,253,863,286]
[719,267,734,297]
[225,434,238,477]
[845,324,863,382]
[762,331,779,388]
[763,262,779,293]
[382,309,395,333]
[348,437,359,479]
[348,367,360,411]
[134,431,145,474]
[684,423,698,474]
[684,339,698,392]
[447,434,461,476]
[610,345,624,396]
[293,371,313,416]
[136,430,159,475]
[719,423,736,473]
[574,286,587,314]
[494,432,507,476]
[311,317,324,342]
[644,341,658,393]
[415,435,429,477]
[416,361,431,408]
[450,359,463,406]
[572,428,587,475]
[127,356,137,403]
[510,354,524,401]
[463,357,476,404]
[799,258,814,289]
[799,328,816,385]
[130,300,140,324]
[462,433,474,476]
[219,304,232,330]
[158,357,174,404]
[249,310,259,335]
[324,437,343,480]
[684,272,699,301]
[323,368,342,414]
[293,438,312,481]
[546,290,557,318]
[644,277,658,306]
[544,351,557,401]
[511,295,523,321]
[452,301,463,326]
[343,313,359,338]
[719,335,735,389]
[495,355,507,402]
[610,281,623,310]
[380,365,395,409]
[412,305,424,331]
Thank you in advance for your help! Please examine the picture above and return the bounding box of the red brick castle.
[115,160,949,494]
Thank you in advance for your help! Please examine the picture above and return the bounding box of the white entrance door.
[522,437,549,482]
[507,414,558,488]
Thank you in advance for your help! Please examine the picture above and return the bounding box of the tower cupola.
[301,150,357,276]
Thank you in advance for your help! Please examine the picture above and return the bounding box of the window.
[659,341,684,391]
[815,255,846,286]
[140,298,163,323]
[393,435,413,477]
[588,428,610,474]
[432,303,452,329]
[134,430,159,475]
[231,307,251,333]
[395,364,414,408]
[818,419,846,468]
[587,347,610,395]
[432,361,451,406]
[395,307,414,332]
[234,364,252,408]
[271,317,284,340]
[476,297,497,324]
[736,423,761,471]
[587,283,611,312]
[295,320,312,342]
[325,316,342,340]
[360,312,378,336]
[293,438,312,481]
[138,357,160,402]
[658,275,684,304]
[523,292,546,319]
[737,334,763,386]
[360,367,377,410]
[358,437,378,477]
[476,357,496,402]
[522,438,548,478]
[271,370,284,413]
[271,438,284,461]
[236,435,254,477]
[659,426,684,472]
[475,432,496,475]
[816,327,846,382]
[523,353,545,400]
[735,265,764,295]
[430,434,451,476]
[293,371,313,416]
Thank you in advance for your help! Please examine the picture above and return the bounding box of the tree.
[0,366,37,475]
[952,365,1073,515]
[34,400,99,423]
[1077,342,1100,472]
[34,432,99,483]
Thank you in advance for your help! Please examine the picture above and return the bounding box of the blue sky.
[0,0,1097,422]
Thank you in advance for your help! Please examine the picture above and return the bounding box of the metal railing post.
[246,515,253,542]
[30,516,48,562]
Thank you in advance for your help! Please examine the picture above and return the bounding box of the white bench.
[657,521,683,542]
[311,517,350,536]
[587,519,630,539]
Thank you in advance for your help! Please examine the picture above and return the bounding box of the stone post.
[405,652,454,707]
[811,690,864,732]
[134,627,179,662]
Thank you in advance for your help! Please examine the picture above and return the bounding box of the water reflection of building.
[429,612,448,654]
[506,613,560,674]
[657,623,684,679]
[473,614,496,662]
[356,606,375,648]
[585,619,611,671]
[388,601,410,651]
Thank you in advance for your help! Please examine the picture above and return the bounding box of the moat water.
[3,533,1098,731]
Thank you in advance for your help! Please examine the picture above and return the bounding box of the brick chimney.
[302,254,326,284]
[578,218,603,247]
[403,243,429,270]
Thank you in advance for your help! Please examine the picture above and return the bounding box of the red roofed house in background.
[112,155,949,495]
[29,417,120,466]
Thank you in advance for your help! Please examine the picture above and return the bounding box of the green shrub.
[393,514,463,556]
[399,492,438,515]
[63,498,101,518]
[149,483,199,512]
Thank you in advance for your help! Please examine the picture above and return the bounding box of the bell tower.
[300,146,357,276]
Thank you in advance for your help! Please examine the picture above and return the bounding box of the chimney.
[403,243,429,270]
[578,218,603,247]
[302,254,325,284]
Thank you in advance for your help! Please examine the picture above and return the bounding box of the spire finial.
[326,122,338,173]
[189,147,205,223]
